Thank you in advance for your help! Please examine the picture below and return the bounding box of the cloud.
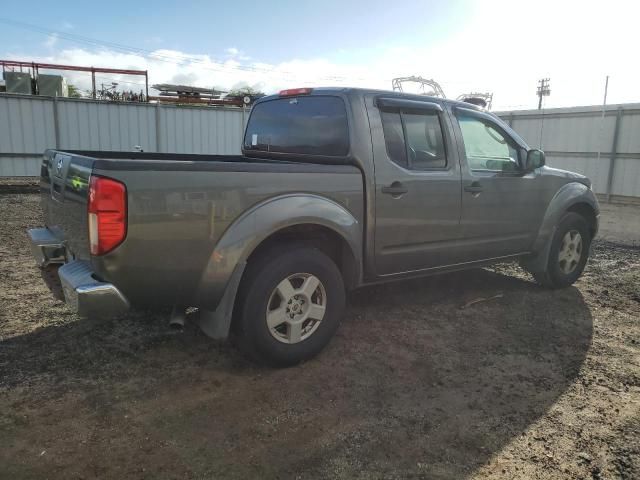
[225,47,251,62]
[169,72,199,86]
[61,21,74,30]
[6,41,637,109]
[44,33,58,49]
[3,46,376,97]
[5,0,640,110]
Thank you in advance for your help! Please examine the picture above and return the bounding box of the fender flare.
[524,182,599,273]
[194,194,362,339]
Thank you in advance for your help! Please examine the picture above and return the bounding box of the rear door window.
[403,112,446,169]
[380,110,407,167]
[244,96,349,156]
[380,108,447,170]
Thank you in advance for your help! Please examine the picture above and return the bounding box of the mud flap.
[521,226,556,274]
[196,261,246,340]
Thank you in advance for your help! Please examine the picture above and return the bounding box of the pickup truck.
[28,87,599,366]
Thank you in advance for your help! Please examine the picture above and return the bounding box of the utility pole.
[537,78,550,109]
[596,75,610,165]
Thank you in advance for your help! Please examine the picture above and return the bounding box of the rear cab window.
[244,96,349,157]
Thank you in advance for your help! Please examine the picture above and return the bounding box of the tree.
[227,86,265,99]
[67,84,82,98]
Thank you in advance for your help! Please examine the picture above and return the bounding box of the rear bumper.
[58,261,130,317]
[28,228,66,266]
[28,228,130,317]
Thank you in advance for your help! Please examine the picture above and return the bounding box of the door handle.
[464,182,483,194]
[381,182,408,196]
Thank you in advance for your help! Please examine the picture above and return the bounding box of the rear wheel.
[234,246,345,366]
[532,212,591,288]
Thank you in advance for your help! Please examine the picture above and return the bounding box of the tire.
[532,212,592,289]
[234,245,345,366]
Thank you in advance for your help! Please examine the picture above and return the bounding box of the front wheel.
[234,246,345,366]
[532,212,592,289]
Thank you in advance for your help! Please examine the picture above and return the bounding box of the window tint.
[457,115,520,172]
[380,109,447,170]
[403,113,446,169]
[244,96,348,156]
[380,110,407,167]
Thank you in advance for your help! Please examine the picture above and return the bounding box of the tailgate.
[41,150,94,260]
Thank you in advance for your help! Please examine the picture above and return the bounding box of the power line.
[5,17,565,103]
[3,18,529,92]
[0,18,258,73]
[0,17,355,82]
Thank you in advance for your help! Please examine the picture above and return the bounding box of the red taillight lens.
[279,87,313,97]
[88,175,127,255]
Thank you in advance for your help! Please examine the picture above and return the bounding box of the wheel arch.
[245,223,360,291]
[525,182,599,274]
[195,193,363,309]
[567,202,598,239]
[532,182,599,253]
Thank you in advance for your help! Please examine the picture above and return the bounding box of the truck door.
[450,106,545,261]
[367,95,463,275]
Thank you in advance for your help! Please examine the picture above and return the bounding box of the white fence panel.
[0,95,55,157]
[0,93,246,176]
[498,103,640,200]
[2,93,639,201]
[57,100,157,152]
[159,106,245,155]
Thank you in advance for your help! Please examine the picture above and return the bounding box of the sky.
[1,0,639,110]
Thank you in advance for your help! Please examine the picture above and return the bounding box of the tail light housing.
[88,175,127,255]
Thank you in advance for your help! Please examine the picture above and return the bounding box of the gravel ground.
[1,193,638,480]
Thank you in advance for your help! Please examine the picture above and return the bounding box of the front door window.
[457,115,520,173]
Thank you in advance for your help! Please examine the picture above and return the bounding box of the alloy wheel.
[265,273,327,344]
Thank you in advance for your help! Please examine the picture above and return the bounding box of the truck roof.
[256,87,483,111]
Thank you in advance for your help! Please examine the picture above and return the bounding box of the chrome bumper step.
[28,228,65,266]
[58,261,130,318]
[29,228,130,318]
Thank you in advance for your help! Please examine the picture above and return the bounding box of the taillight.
[279,87,313,97]
[88,175,127,255]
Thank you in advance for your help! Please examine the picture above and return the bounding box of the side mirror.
[525,149,545,171]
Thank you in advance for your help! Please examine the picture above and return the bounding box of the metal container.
[3,72,34,94]
[37,74,68,97]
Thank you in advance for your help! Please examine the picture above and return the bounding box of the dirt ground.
[597,202,640,247]
[1,193,638,480]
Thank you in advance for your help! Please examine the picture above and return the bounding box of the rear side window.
[380,109,447,170]
[244,96,349,156]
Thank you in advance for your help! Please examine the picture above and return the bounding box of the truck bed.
[40,149,364,308]
[56,150,284,162]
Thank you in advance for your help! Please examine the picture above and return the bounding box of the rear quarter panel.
[90,161,364,308]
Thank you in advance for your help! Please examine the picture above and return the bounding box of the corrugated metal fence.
[2,93,639,201]
[0,93,247,176]
[496,103,640,200]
